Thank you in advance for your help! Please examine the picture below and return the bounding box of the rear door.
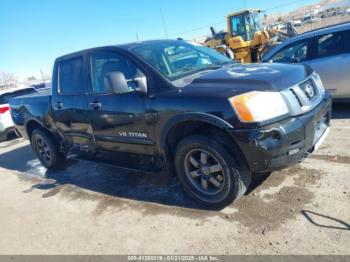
[51,55,93,148]
[86,50,156,155]
[308,29,350,99]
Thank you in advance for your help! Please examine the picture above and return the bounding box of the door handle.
[89,102,102,110]
[145,109,160,123]
[55,102,63,109]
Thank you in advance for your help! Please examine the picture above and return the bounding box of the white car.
[291,20,302,27]
[0,87,36,141]
[274,23,287,31]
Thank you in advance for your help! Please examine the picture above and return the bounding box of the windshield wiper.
[199,61,233,71]
[170,61,234,78]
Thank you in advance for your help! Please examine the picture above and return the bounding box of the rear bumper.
[230,92,332,173]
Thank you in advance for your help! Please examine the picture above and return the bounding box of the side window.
[271,40,309,63]
[59,57,85,95]
[91,52,141,94]
[316,32,343,58]
[342,29,350,53]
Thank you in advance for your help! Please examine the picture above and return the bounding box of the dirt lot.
[296,15,350,34]
[0,104,349,255]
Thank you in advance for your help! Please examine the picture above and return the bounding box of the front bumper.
[230,93,332,173]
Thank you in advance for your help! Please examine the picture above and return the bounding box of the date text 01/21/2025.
[127,255,220,261]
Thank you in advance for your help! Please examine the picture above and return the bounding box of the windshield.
[132,41,232,81]
[230,14,246,39]
[230,12,263,41]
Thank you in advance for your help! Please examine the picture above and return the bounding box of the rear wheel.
[14,128,22,138]
[0,132,7,142]
[31,129,65,169]
[174,135,251,208]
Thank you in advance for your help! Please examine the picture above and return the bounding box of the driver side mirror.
[105,71,129,94]
[104,71,147,95]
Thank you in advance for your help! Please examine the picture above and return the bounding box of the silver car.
[262,22,350,101]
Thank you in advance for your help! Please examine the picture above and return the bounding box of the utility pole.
[243,0,247,9]
[160,8,169,39]
[39,68,45,81]
[136,33,139,41]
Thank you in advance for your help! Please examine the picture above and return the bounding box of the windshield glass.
[230,14,246,39]
[230,12,263,41]
[132,41,231,81]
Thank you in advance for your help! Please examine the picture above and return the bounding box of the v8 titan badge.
[118,131,148,138]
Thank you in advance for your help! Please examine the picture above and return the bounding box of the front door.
[87,50,156,155]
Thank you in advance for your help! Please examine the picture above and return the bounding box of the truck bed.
[9,88,52,127]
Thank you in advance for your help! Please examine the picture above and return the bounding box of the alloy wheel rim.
[36,137,51,163]
[184,149,226,195]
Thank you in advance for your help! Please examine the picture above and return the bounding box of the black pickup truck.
[10,40,332,208]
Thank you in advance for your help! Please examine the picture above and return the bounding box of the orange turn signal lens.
[229,92,258,122]
[229,91,289,123]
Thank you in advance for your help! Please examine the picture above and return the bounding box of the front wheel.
[31,129,65,169]
[174,135,251,209]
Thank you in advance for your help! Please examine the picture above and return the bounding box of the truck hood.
[179,63,313,98]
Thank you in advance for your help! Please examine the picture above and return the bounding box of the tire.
[31,129,65,169]
[0,132,7,142]
[174,135,251,209]
[14,128,22,138]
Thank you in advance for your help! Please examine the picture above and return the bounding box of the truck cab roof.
[55,39,183,61]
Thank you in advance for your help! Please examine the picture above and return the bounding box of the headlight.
[229,91,289,123]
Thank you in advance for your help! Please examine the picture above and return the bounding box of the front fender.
[159,112,234,150]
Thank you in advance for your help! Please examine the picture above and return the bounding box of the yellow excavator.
[204,9,292,63]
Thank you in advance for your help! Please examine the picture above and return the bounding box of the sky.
[0,0,318,80]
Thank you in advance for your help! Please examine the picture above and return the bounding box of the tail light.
[0,105,10,114]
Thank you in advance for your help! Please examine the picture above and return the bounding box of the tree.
[27,76,37,81]
[0,72,18,87]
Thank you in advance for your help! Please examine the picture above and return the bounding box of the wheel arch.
[25,119,62,151]
[25,119,45,139]
[160,113,233,150]
[160,113,240,176]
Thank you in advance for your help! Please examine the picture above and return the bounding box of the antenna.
[160,8,169,39]
[39,68,45,81]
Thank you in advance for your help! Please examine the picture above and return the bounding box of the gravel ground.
[0,104,349,255]
[295,15,350,34]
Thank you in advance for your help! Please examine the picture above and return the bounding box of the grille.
[281,74,324,116]
[299,79,318,101]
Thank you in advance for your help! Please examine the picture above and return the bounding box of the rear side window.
[317,32,343,58]
[271,40,309,63]
[316,30,350,58]
[342,29,350,53]
[59,57,85,95]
